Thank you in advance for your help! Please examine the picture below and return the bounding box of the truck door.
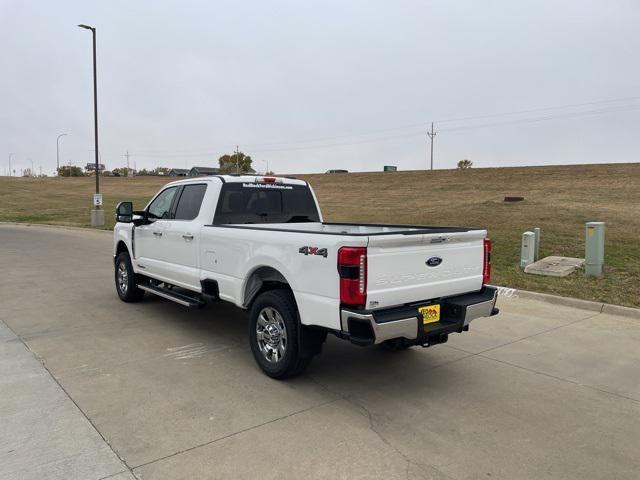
[162,183,207,289]
[135,185,179,279]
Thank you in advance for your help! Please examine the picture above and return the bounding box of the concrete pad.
[483,313,640,401]
[0,321,128,480]
[312,355,640,480]
[3,224,640,480]
[524,256,585,277]
[57,343,338,467]
[134,400,443,480]
[445,293,597,354]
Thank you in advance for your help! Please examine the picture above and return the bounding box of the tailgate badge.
[426,257,443,267]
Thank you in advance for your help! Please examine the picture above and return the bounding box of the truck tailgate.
[366,230,486,309]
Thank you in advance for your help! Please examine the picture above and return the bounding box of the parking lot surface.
[1,224,639,480]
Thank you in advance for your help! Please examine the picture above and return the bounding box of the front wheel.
[115,252,145,302]
[249,290,312,379]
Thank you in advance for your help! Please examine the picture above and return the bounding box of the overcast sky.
[1,0,638,175]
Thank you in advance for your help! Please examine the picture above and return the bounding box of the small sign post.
[93,193,103,207]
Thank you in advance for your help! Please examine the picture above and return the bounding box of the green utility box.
[585,222,605,277]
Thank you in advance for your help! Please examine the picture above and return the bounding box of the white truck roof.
[164,175,307,188]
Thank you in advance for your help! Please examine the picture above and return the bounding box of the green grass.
[1,163,639,307]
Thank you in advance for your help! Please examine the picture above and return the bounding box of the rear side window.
[213,183,320,224]
[174,184,207,220]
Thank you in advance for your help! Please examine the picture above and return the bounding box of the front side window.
[174,184,207,220]
[148,186,178,220]
[213,183,320,224]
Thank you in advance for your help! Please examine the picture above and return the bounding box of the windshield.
[213,182,321,224]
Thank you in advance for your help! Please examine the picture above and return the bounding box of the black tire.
[115,252,145,302]
[249,289,312,379]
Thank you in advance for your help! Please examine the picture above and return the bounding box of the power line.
[123,96,640,157]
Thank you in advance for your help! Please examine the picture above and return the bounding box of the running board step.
[138,284,205,308]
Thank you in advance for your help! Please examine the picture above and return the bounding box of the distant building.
[383,165,397,172]
[189,166,220,176]
[85,163,106,172]
[168,168,189,177]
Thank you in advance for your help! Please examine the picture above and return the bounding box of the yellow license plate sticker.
[419,305,440,324]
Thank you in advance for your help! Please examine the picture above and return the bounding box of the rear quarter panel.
[199,226,365,330]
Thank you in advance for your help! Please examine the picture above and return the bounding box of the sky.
[1,0,639,175]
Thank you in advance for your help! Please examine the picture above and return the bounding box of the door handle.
[153,231,163,237]
[182,233,194,241]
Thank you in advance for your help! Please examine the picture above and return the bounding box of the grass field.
[1,163,639,307]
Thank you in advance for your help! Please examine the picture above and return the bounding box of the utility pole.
[8,153,14,177]
[427,122,436,171]
[124,150,130,176]
[235,145,240,174]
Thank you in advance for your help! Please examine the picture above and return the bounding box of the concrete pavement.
[1,224,639,479]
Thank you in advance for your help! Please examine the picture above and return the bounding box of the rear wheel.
[115,252,145,302]
[249,290,312,379]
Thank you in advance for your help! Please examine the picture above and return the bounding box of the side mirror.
[132,210,148,226]
[116,201,133,223]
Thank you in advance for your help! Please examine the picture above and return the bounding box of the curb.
[494,286,640,320]
[0,222,111,234]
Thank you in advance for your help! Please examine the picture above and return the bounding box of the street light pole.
[56,133,68,173]
[78,24,104,226]
[8,153,14,177]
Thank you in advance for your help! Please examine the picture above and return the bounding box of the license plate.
[419,304,440,324]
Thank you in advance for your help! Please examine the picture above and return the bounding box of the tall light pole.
[56,133,68,174]
[78,24,103,226]
[8,153,14,177]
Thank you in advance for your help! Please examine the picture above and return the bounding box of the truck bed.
[206,222,480,236]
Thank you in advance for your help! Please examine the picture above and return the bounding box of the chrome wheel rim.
[256,307,287,363]
[117,262,128,295]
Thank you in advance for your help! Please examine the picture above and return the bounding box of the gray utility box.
[520,231,535,269]
[585,222,605,277]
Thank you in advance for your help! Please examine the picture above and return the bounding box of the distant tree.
[457,159,473,169]
[22,168,33,177]
[57,166,85,177]
[155,167,170,176]
[219,151,253,174]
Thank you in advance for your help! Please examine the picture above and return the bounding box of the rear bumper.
[340,286,498,346]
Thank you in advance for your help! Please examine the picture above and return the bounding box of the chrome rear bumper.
[340,286,498,346]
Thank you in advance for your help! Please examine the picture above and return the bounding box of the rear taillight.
[338,246,367,308]
[483,238,491,284]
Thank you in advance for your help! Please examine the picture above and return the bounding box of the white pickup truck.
[113,175,498,378]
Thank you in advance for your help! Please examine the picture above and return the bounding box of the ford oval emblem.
[426,256,443,267]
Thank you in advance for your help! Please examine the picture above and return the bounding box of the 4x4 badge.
[299,246,328,258]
